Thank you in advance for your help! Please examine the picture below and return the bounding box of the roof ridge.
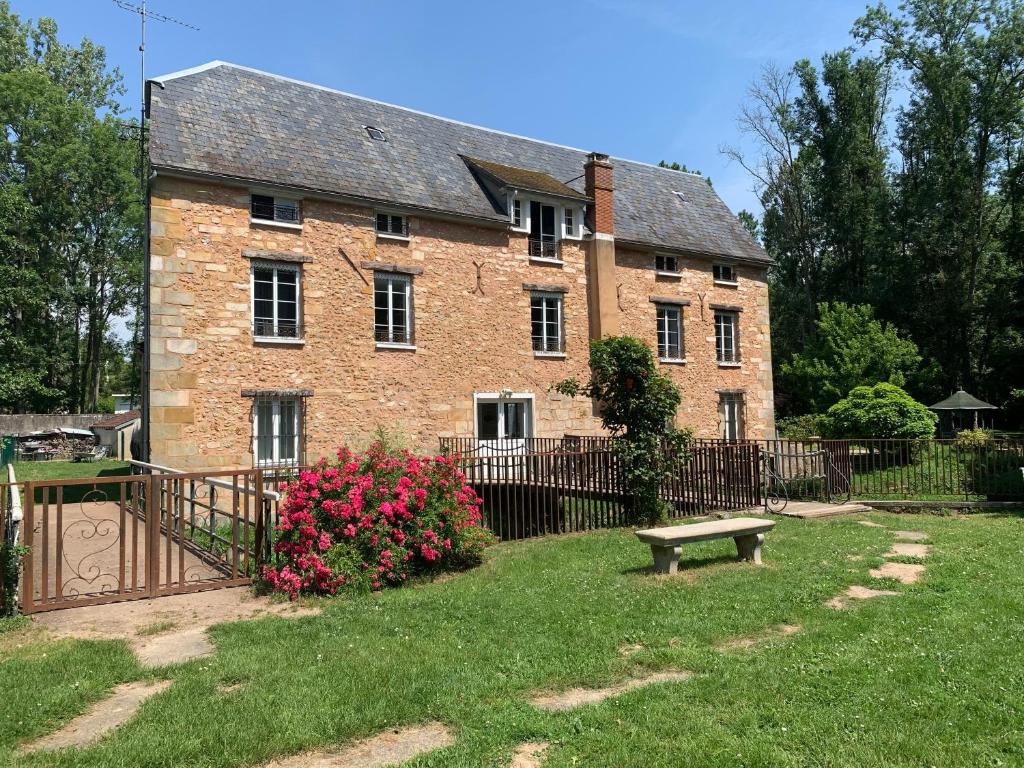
[149,61,709,182]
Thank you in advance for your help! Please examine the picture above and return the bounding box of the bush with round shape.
[262,442,495,598]
[824,382,936,440]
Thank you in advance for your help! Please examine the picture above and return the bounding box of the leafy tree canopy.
[781,302,922,413]
[824,382,937,440]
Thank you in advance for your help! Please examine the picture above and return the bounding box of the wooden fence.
[441,438,762,541]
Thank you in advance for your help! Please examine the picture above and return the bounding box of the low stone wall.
[0,414,107,435]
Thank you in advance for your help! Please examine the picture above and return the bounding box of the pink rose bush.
[263,442,494,598]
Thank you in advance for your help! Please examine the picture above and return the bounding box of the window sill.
[250,217,303,231]
[375,342,417,351]
[534,351,567,359]
[529,256,565,267]
[718,361,742,368]
[714,279,739,288]
[376,232,411,242]
[253,336,305,346]
[659,357,687,365]
[655,270,682,278]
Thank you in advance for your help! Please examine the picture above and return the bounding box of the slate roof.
[462,156,592,202]
[929,391,998,410]
[148,62,769,264]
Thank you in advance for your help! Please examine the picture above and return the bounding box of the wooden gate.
[16,470,275,614]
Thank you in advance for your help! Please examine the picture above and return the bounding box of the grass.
[1,511,1023,767]
[10,460,133,505]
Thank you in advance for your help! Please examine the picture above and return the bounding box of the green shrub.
[554,336,692,526]
[954,428,992,449]
[824,383,937,439]
[776,414,825,440]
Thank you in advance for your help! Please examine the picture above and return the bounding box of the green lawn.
[1,512,1023,767]
[10,460,131,483]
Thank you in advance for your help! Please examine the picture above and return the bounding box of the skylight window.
[366,126,387,142]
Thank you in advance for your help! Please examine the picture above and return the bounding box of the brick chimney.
[584,152,614,235]
[583,152,619,339]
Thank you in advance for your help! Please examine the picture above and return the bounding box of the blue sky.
[21,0,870,215]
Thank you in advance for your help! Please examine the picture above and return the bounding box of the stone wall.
[148,176,773,469]
[0,414,108,435]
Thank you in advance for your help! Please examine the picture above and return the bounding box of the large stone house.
[144,62,773,470]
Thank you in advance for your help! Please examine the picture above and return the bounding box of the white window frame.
[715,311,740,365]
[251,261,303,344]
[655,304,684,362]
[714,263,739,286]
[655,253,680,275]
[250,193,302,229]
[252,397,301,467]
[720,393,744,441]
[473,392,535,441]
[375,211,410,241]
[374,272,415,349]
[562,205,581,240]
[530,292,565,356]
[511,198,523,229]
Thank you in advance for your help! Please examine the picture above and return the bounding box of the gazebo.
[929,390,999,437]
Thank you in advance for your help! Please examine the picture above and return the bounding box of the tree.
[554,337,691,526]
[781,302,922,413]
[657,160,712,186]
[824,382,937,439]
[0,2,141,413]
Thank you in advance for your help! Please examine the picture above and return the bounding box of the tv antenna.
[112,0,199,186]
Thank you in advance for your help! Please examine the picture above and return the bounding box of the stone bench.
[635,517,777,574]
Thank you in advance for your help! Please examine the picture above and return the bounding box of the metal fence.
[2,464,281,614]
[441,438,762,540]
[738,438,1024,502]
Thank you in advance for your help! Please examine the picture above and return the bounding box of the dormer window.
[251,194,300,225]
[563,207,576,238]
[529,201,559,261]
[376,212,409,239]
[655,254,679,274]
[512,199,522,228]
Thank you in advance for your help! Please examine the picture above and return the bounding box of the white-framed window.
[656,304,683,360]
[530,292,564,353]
[253,397,301,467]
[720,392,744,441]
[563,206,576,238]
[528,200,559,260]
[374,272,413,346]
[715,311,740,363]
[474,394,533,442]
[656,254,679,274]
[252,262,301,340]
[251,194,300,225]
[375,212,409,238]
[512,198,522,228]
[714,264,738,284]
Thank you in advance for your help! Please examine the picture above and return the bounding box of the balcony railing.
[532,335,564,353]
[253,318,302,339]
[717,347,741,364]
[375,326,415,345]
[251,201,300,224]
[528,238,560,261]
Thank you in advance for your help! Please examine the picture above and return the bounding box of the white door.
[476,397,532,479]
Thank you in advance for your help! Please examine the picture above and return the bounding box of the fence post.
[20,482,33,613]
[146,474,159,596]
[253,469,265,571]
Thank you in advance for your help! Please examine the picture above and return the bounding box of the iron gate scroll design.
[18,469,275,614]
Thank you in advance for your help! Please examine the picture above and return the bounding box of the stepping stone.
[717,623,802,651]
[511,742,549,768]
[529,670,691,712]
[135,626,214,668]
[827,585,899,610]
[893,530,928,542]
[20,680,172,753]
[857,521,885,528]
[264,722,453,768]
[886,543,931,558]
[870,562,926,584]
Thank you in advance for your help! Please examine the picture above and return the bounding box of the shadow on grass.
[621,553,739,577]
